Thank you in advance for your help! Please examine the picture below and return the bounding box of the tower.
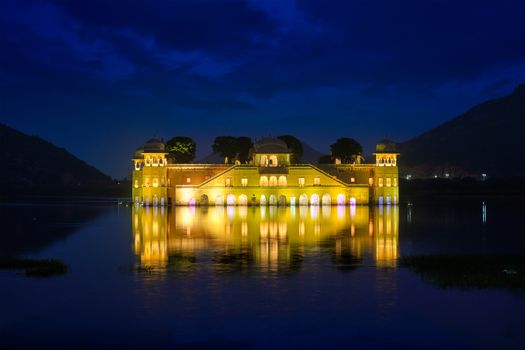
[373,139,399,205]
[132,138,168,206]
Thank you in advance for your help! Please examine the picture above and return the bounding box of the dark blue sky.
[1,0,524,178]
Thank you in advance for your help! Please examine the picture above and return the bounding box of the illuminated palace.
[132,137,399,206]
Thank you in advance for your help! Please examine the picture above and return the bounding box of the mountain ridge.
[0,123,113,194]
[397,84,525,178]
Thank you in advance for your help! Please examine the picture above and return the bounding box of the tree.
[213,136,254,164]
[330,138,363,164]
[166,136,196,163]
[318,155,332,164]
[278,135,303,164]
[235,136,253,163]
[212,136,238,163]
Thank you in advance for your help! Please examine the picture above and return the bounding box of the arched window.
[260,155,268,166]
[260,176,268,186]
[227,194,236,206]
[215,195,224,206]
[278,176,287,186]
[337,194,345,205]
[310,194,320,206]
[152,178,159,187]
[260,195,267,206]
[269,155,278,167]
[322,194,331,206]
[134,180,139,188]
[238,194,248,206]
[269,195,277,206]
[269,176,277,186]
[299,194,308,206]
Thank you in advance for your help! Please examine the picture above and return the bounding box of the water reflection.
[132,205,399,275]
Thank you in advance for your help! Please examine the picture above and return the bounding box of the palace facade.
[131,137,399,206]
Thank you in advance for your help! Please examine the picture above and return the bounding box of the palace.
[131,137,399,206]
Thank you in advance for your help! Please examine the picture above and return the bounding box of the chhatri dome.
[252,137,290,154]
[142,138,165,153]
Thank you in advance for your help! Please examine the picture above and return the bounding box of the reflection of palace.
[131,138,399,206]
[132,206,399,272]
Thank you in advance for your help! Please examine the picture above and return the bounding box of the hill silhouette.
[398,84,525,178]
[0,123,113,195]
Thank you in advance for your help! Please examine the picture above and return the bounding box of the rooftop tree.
[330,138,362,164]
[212,136,238,163]
[166,136,196,163]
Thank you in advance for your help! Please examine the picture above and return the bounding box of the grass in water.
[400,255,525,292]
[0,257,67,277]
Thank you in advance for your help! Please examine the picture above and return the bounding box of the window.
[186,177,191,183]
[269,176,277,186]
[393,178,398,187]
[134,180,139,188]
[278,176,287,186]
[241,178,248,187]
[350,177,355,183]
[153,178,159,187]
[135,162,141,170]
[369,177,374,186]
[298,177,305,187]
[145,178,150,187]
[378,178,383,187]
[314,177,320,185]
[225,177,232,186]
[260,176,268,186]
[386,178,391,187]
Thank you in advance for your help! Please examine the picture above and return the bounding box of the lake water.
[0,200,524,349]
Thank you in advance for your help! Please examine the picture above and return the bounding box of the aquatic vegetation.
[0,257,67,277]
[400,255,525,292]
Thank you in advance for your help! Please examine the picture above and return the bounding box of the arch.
[200,194,209,206]
[278,176,287,186]
[278,195,287,206]
[260,176,268,186]
[161,197,166,206]
[238,194,248,206]
[386,195,391,205]
[378,196,384,206]
[215,195,224,206]
[299,194,309,206]
[269,176,277,186]
[153,195,159,206]
[269,155,278,167]
[337,194,346,205]
[188,198,195,206]
[349,197,357,205]
[290,195,296,206]
[227,194,236,206]
[393,195,397,205]
[145,197,150,206]
[260,155,268,166]
[269,194,277,206]
[260,195,267,206]
[322,194,331,206]
[310,194,320,206]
